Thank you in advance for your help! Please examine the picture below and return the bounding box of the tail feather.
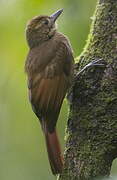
[44,129,63,175]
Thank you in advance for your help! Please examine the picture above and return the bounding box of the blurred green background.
[0,0,116,180]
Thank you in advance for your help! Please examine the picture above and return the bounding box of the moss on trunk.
[58,0,117,179]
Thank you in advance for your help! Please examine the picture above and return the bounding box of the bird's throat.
[26,29,56,49]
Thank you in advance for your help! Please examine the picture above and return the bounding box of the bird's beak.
[50,9,63,23]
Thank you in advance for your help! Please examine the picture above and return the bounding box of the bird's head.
[26,9,63,48]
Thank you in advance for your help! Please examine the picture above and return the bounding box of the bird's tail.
[43,126,63,175]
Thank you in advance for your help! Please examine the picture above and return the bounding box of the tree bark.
[58,0,117,179]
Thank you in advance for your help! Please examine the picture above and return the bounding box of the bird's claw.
[87,59,105,67]
[76,59,106,77]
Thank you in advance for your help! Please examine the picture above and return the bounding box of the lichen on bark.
[58,0,117,179]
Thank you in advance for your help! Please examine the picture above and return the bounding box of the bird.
[25,9,74,175]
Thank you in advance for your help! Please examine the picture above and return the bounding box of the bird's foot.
[76,59,106,77]
[67,59,106,103]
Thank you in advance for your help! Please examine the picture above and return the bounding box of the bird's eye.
[43,20,49,25]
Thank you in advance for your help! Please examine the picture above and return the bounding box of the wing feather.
[26,37,74,132]
[29,73,68,132]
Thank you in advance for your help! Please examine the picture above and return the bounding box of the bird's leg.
[76,59,105,78]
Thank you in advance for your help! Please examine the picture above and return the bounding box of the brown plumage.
[25,9,74,175]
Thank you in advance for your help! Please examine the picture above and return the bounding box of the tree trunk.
[58,0,117,179]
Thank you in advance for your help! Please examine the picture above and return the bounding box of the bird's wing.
[25,40,57,75]
[27,41,74,132]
